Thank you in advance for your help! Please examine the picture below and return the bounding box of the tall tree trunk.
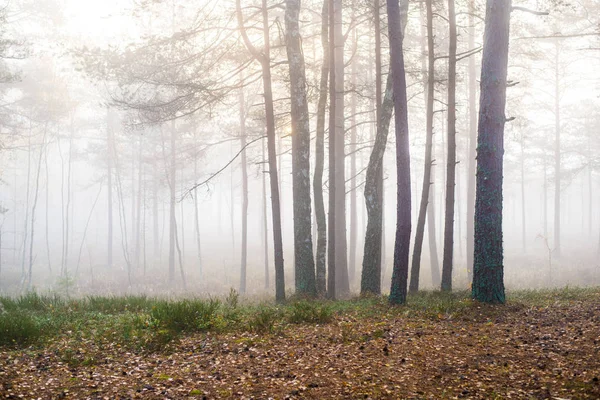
[441,0,457,292]
[520,132,527,252]
[44,142,52,273]
[21,124,32,281]
[388,0,411,305]
[237,0,286,302]
[193,134,203,279]
[63,119,74,276]
[349,23,358,288]
[409,0,436,293]
[313,0,328,295]
[428,172,441,286]
[285,0,317,296]
[466,0,477,282]
[327,0,337,300]
[238,84,249,295]
[472,0,511,304]
[27,125,48,289]
[107,110,114,269]
[262,136,270,289]
[553,42,561,258]
[333,0,349,296]
[361,0,397,295]
[135,136,143,269]
[168,123,177,285]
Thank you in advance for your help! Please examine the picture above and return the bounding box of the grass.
[0,286,598,352]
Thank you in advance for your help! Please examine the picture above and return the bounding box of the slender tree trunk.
[236,0,286,302]
[135,137,143,269]
[441,0,457,292]
[553,42,561,258]
[409,0,435,293]
[75,185,102,276]
[520,132,527,252]
[193,137,203,279]
[466,0,477,282]
[543,144,548,238]
[286,0,317,296]
[327,0,337,300]
[168,122,177,284]
[153,141,160,267]
[173,218,186,290]
[313,0,328,295]
[388,0,411,305]
[333,0,349,296]
[44,143,52,273]
[262,136,270,289]
[107,111,114,270]
[21,125,32,282]
[238,84,249,295]
[472,0,511,304]
[428,171,441,286]
[349,22,358,287]
[27,125,48,289]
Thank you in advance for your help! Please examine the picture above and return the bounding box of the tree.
[409,0,436,293]
[313,0,328,295]
[441,0,458,292]
[285,0,317,296]
[236,0,286,302]
[472,0,511,304]
[327,0,336,300]
[388,0,411,305]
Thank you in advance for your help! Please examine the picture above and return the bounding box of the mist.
[0,0,599,298]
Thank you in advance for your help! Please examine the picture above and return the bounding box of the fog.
[0,0,598,297]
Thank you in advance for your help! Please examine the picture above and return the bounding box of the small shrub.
[225,289,239,309]
[247,306,280,334]
[287,301,333,324]
[0,312,42,346]
[150,298,221,333]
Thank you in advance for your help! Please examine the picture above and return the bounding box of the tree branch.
[511,6,549,16]
[180,135,267,201]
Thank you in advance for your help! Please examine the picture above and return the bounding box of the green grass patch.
[0,286,598,352]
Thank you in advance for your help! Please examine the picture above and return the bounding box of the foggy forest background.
[0,0,598,298]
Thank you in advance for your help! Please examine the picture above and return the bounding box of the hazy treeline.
[0,0,598,297]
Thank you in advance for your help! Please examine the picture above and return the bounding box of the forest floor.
[0,288,599,399]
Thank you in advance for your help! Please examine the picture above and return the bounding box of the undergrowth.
[0,286,597,352]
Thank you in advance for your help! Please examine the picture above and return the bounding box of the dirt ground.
[1,297,599,399]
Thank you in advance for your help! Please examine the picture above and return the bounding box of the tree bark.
[349,22,358,288]
[313,0,328,295]
[285,0,317,296]
[327,0,336,300]
[441,0,458,292]
[388,0,411,305]
[410,0,436,293]
[466,0,477,282]
[472,0,511,304]
[333,0,349,296]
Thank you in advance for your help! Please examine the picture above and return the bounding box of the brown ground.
[1,298,599,399]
